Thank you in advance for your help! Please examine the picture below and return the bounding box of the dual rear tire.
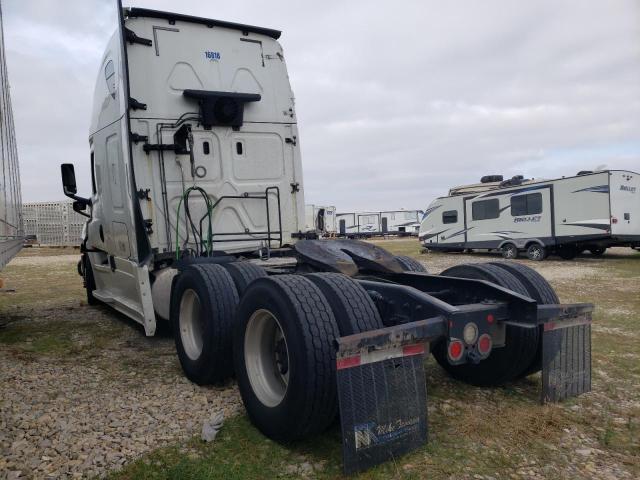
[434,262,558,386]
[233,274,382,441]
[171,264,383,441]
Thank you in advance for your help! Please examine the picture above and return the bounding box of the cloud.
[3,0,639,211]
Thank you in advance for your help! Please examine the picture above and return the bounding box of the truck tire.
[233,275,340,441]
[171,264,239,385]
[82,255,98,306]
[306,273,383,335]
[526,243,547,261]
[501,243,518,259]
[589,247,606,256]
[395,255,428,272]
[433,263,539,386]
[222,262,267,296]
[489,262,559,377]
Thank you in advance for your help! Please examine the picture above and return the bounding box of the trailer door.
[610,171,640,237]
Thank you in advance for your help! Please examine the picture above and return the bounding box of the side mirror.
[61,163,77,195]
[61,163,91,217]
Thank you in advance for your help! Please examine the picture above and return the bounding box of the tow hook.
[467,348,483,364]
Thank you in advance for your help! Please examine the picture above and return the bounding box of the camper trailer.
[0,3,23,270]
[419,171,640,260]
[336,212,380,237]
[304,204,336,236]
[58,4,594,472]
[337,210,423,237]
[381,210,423,235]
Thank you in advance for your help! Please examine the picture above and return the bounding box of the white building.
[23,201,86,246]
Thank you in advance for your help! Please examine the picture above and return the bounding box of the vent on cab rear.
[183,90,261,128]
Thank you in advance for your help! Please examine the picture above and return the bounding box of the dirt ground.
[0,243,638,479]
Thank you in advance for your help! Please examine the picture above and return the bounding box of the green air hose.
[175,187,213,260]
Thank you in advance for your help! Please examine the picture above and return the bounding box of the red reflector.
[336,355,361,370]
[478,334,492,354]
[448,340,464,361]
[403,344,425,357]
[612,216,618,224]
[487,314,495,324]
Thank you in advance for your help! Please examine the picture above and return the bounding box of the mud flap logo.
[354,417,420,451]
[354,422,377,450]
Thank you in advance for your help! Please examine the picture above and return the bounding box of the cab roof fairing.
[124,7,282,40]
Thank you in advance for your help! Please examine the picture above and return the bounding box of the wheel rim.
[504,245,516,258]
[179,289,204,360]
[244,309,290,407]
[530,246,542,260]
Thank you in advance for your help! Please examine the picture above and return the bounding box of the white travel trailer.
[381,210,423,236]
[336,212,380,237]
[304,204,336,236]
[0,3,23,270]
[419,171,640,260]
[337,210,423,237]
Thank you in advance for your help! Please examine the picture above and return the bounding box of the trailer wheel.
[394,255,428,272]
[489,262,559,377]
[82,255,98,306]
[589,247,606,256]
[233,275,340,441]
[501,243,518,259]
[171,264,239,385]
[525,243,546,261]
[222,262,267,295]
[433,263,539,386]
[557,244,578,260]
[306,273,383,335]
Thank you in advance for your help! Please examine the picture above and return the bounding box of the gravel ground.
[1,246,638,479]
[0,254,243,479]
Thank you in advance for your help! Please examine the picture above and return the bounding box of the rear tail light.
[448,339,464,362]
[477,334,492,356]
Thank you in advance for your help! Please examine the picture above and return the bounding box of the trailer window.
[471,199,500,220]
[511,193,542,216]
[442,210,458,224]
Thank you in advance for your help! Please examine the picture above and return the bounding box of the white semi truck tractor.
[60,4,595,473]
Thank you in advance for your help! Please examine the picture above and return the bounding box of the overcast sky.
[3,0,640,210]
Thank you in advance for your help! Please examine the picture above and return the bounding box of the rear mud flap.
[541,319,592,403]
[336,345,428,474]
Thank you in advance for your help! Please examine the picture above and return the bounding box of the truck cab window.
[472,199,499,220]
[104,60,116,98]
[511,192,542,216]
[442,210,458,224]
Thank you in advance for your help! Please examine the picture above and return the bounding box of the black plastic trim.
[126,8,282,39]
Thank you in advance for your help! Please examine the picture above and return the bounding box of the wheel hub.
[244,309,290,407]
[179,289,204,361]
